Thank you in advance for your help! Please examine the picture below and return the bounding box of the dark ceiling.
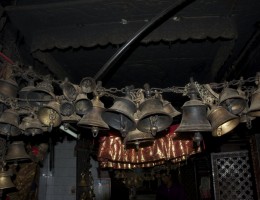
[1,0,260,105]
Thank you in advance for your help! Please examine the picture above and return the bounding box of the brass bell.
[18,85,35,108]
[124,129,154,149]
[6,141,31,162]
[175,99,211,133]
[74,93,92,115]
[208,106,240,137]
[162,100,181,118]
[62,113,81,124]
[0,109,20,136]
[248,86,260,117]
[137,98,172,135]
[0,167,15,189]
[77,96,109,136]
[61,80,80,101]
[60,100,75,116]
[38,101,62,128]
[0,78,18,98]
[102,97,136,134]
[27,80,55,107]
[80,77,96,93]
[78,172,89,187]
[219,87,246,115]
[19,115,46,136]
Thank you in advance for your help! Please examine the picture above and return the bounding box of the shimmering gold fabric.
[98,125,200,169]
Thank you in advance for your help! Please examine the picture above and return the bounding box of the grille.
[211,151,254,200]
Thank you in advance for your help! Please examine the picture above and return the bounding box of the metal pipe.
[94,0,194,81]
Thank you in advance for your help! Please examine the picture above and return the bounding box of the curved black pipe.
[94,0,194,81]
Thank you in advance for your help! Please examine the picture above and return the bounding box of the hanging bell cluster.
[0,64,259,155]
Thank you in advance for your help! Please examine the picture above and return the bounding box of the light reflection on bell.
[77,96,109,137]
[74,93,92,115]
[6,141,31,162]
[248,86,260,117]
[0,167,15,189]
[219,87,246,115]
[137,98,172,135]
[19,115,46,136]
[102,97,136,134]
[0,109,20,136]
[175,98,211,133]
[124,129,154,150]
[26,80,55,107]
[38,101,62,128]
[208,106,240,137]
[0,78,18,98]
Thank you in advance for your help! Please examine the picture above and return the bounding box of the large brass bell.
[175,98,211,133]
[38,101,62,128]
[124,129,154,149]
[137,98,172,135]
[77,96,109,136]
[102,97,136,134]
[27,80,55,107]
[248,86,260,117]
[208,106,240,137]
[0,109,20,136]
[19,115,46,136]
[0,167,15,189]
[0,78,18,98]
[219,87,246,115]
[74,93,92,115]
[6,141,31,162]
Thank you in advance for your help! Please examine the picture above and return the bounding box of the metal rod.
[94,0,194,81]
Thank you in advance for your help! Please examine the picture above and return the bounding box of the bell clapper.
[91,126,99,137]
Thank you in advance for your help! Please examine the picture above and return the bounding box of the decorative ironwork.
[211,151,255,200]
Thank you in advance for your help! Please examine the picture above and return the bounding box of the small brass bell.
[0,78,18,98]
[78,172,88,187]
[18,85,35,109]
[61,80,80,101]
[0,109,20,136]
[124,129,154,149]
[102,96,136,133]
[219,87,246,115]
[60,101,75,116]
[6,141,31,162]
[208,106,240,137]
[77,96,109,137]
[74,93,92,115]
[162,100,181,118]
[26,80,55,107]
[80,77,96,93]
[0,167,15,189]
[20,115,46,136]
[38,101,62,128]
[248,86,260,117]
